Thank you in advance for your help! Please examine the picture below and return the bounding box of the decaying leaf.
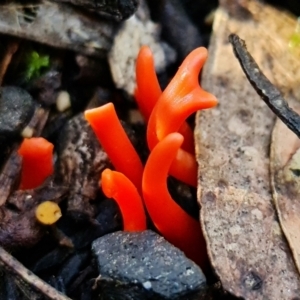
[229,33,300,139]
[271,106,300,277]
[0,1,117,57]
[228,32,300,276]
[52,0,139,21]
[195,0,300,298]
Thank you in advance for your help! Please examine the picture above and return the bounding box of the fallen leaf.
[271,105,300,275]
[195,0,300,298]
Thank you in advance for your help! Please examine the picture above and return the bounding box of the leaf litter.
[229,14,300,284]
[195,0,300,299]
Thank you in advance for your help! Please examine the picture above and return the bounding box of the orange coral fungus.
[84,103,143,192]
[147,47,218,150]
[101,169,147,231]
[143,47,217,186]
[142,133,208,268]
[169,148,198,187]
[135,45,195,154]
[135,46,161,121]
[18,137,54,190]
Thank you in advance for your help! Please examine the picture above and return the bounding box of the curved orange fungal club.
[145,47,217,186]
[101,169,147,231]
[84,103,144,192]
[135,45,195,154]
[142,132,208,268]
[170,147,198,187]
[135,46,161,121]
[147,47,218,150]
[18,137,54,190]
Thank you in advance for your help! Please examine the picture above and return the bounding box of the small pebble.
[0,86,35,137]
[56,91,71,112]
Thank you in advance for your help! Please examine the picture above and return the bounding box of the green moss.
[24,51,50,81]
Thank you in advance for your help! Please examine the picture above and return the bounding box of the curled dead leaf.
[195,0,300,298]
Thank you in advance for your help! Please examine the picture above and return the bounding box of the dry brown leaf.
[0,1,116,57]
[195,0,300,298]
[271,104,300,275]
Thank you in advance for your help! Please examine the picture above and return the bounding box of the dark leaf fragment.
[229,33,300,139]
[0,1,117,57]
[52,0,139,21]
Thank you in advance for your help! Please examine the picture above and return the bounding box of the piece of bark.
[0,1,117,57]
[52,0,139,21]
[0,151,21,207]
[0,36,19,85]
[0,151,22,207]
[54,113,110,217]
[195,0,300,299]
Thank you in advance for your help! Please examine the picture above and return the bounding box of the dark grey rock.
[0,86,35,138]
[92,230,207,300]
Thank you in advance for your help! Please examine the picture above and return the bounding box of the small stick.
[229,33,300,138]
[0,246,71,300]
[0,40,19,85]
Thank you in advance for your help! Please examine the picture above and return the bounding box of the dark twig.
[0,246,71,300]
[229,33,300,139]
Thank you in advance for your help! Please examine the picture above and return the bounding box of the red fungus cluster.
[85,46,218,269]
[18,137,54,190]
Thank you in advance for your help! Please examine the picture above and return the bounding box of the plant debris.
[0,245,71,300]
[195,0,300,299]
[229,8,300,281]
[270,105,300,277]
[0,1,117,57]
[54,113,110,217]
[52,0,139,21]
[229,33,300,139]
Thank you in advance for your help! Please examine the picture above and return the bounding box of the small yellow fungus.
[35,201,62,225]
